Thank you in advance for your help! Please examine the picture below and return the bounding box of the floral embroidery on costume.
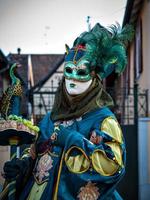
[77,181,100,200]
[35,153,53,182]
[90,130,103,145]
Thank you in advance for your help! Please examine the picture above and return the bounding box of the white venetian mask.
[65,78,92,95]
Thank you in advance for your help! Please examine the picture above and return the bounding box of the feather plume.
[109,22,134,46]
[72,23,134,79]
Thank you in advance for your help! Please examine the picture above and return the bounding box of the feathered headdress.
[66,23,134,79]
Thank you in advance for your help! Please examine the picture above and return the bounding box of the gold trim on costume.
[105,142,123,167]
[101,117,123,144]
[37,150,60,157]
[65,146,90,174]
[53,151,65,200]
[0,183,9,199]
[48,151,59,157]
[91,149,120,176]
[33,174,49,185]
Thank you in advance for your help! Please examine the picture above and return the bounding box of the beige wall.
[138,0,150,115]
[129,42,134,88]
[128,0,150,116]
[139,0,150,89]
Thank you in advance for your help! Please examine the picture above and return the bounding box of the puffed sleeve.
[57,116,125,178]
[91,117,124,176]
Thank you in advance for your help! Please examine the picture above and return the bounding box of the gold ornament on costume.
[77,181,100,200]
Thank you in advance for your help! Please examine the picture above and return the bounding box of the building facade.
[122,0,150,199]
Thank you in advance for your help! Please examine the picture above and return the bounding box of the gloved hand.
[3,158,28,180]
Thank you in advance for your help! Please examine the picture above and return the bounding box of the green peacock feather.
[109,22,134,46]
[0,63,22,119]
[10,63,20,85]
[73,23,134,79]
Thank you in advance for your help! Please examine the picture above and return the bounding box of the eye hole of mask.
[65,67,72,74]
[77,69,88,76]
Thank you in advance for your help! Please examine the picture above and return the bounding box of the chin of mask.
[65,79,92,95]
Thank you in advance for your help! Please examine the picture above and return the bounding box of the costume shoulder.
[92,107,123,143]
[38,112,54,142]
[85,107,115,129]
[86,106,114,119]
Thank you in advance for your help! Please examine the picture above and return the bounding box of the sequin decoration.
[54,116,82,128]
[35,153,53,182]
[77,181,100,200]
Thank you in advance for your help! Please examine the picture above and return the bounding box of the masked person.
[3,23,133,200]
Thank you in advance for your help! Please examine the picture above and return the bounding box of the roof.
[8,53,64,90]
[30,54,64,91]
[123,0,144,26]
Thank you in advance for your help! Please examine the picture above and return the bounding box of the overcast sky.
[0,0,127,55]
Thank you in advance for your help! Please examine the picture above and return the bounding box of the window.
[135,19,143,79]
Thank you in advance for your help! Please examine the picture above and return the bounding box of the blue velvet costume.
[2,22,133,200]
[19,106,125,200]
